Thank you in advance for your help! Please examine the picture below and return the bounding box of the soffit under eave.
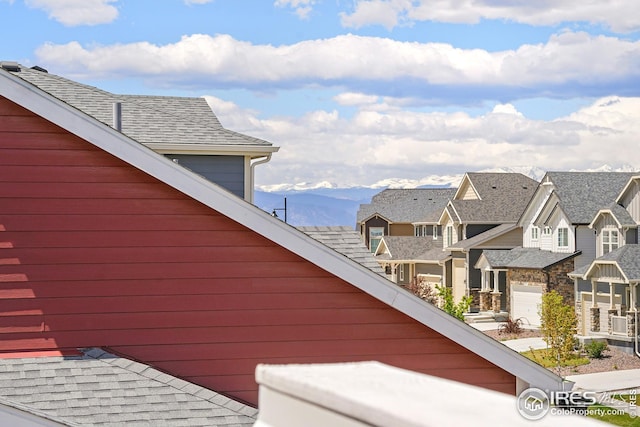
[362,213,393,224]
[145,143,280,158]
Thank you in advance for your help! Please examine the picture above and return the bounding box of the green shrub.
[584,340,609,359]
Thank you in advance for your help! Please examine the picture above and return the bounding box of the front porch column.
[491,291,502,313]
[590,307,601,332]
[629,283,638,338]
[493,271,499,293]
[609,282,615,310]
[479,290,491,312]
[590,279,599,332]
[608,309,618,334]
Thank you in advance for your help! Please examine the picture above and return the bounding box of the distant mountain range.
[255,165,637,227]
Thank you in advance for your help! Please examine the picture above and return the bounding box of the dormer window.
[433,225,439,240]
[557,227,569,248]
[445,225,453,247]
[369,227,384,253]
[602,229,620,254]
[531,226,539,241]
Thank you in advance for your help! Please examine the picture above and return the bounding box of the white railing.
[611,315,628,335]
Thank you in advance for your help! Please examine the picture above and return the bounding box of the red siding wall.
[0,96,515,405]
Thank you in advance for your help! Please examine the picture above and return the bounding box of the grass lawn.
[587,404,640,426]
[521,348,589,368]
[609,394,639,404]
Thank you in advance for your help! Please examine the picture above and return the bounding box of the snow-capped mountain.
[256,165,637,227]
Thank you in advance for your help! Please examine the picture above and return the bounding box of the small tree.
[539,290,577,372]
[435,285,472,321]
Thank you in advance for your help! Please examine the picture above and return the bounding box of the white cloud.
[25,0,118,26]
[35,32,640,101]
[341,0,640,33]
[208,96,640,187]
[274,0,316,19]
[333,92,380,106]
[184,0,213,4]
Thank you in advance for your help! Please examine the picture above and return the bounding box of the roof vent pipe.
[113,102,122,132]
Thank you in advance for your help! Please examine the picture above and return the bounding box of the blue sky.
[2,0,640,189]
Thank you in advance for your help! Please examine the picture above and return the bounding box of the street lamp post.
[271,197,287,223]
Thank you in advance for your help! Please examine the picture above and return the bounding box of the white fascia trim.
[144,143,280,157]
[362,213,393,224]
[452,173,480,200]
[0,69,566,393]
[616,176,640,204]
[589,210,625,229]
[584,261,629,284]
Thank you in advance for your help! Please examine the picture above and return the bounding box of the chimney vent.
[1,61,20,72]
[113,102,122,132]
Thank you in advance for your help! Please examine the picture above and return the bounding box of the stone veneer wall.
[506,258,575,314]
[545,258,576,307]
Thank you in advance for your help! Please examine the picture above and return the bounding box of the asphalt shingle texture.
[9,65,271,148]
[450,173,539,223]
[546,172,636,224]
[300,226,386,276]
[0,348,257,427]
[356,188,456,223]
[481,247,580,269]
[375,236,446,262]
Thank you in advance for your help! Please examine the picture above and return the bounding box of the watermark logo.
[517,388,550,420]
[517,387,636,419]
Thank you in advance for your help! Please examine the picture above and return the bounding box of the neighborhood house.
[0,62,566,423]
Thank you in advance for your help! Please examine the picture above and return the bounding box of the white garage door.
[511,285,543,326]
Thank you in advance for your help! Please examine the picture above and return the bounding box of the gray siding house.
[7,63,278,202]
[438,173,538,309]
[496,172,638,326]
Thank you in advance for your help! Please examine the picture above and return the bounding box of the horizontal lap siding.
[0,97,514,405]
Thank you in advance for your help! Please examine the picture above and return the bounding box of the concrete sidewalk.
[470,321,547,351]
[567,369,640,392]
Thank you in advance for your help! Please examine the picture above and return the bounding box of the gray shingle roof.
[481,247,580,269]
[299,226,386,276]
[451,173,538,223]
[0,348,257,427]
[447,223,518,251]
[593,244,640,281]
[356,188,456,223]
[594,202,637,227]
[8,65,272,148]
[545,172,637,224]
[375,236,446,262]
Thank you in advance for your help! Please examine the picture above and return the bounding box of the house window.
[445,225,453,247]
[557,227,569,248]
[369,227,384,252]
[543,226,551,235]
[602,229,620,254]
[531,226,539,241]
[433,225,439,240]
[414,225,425,237]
